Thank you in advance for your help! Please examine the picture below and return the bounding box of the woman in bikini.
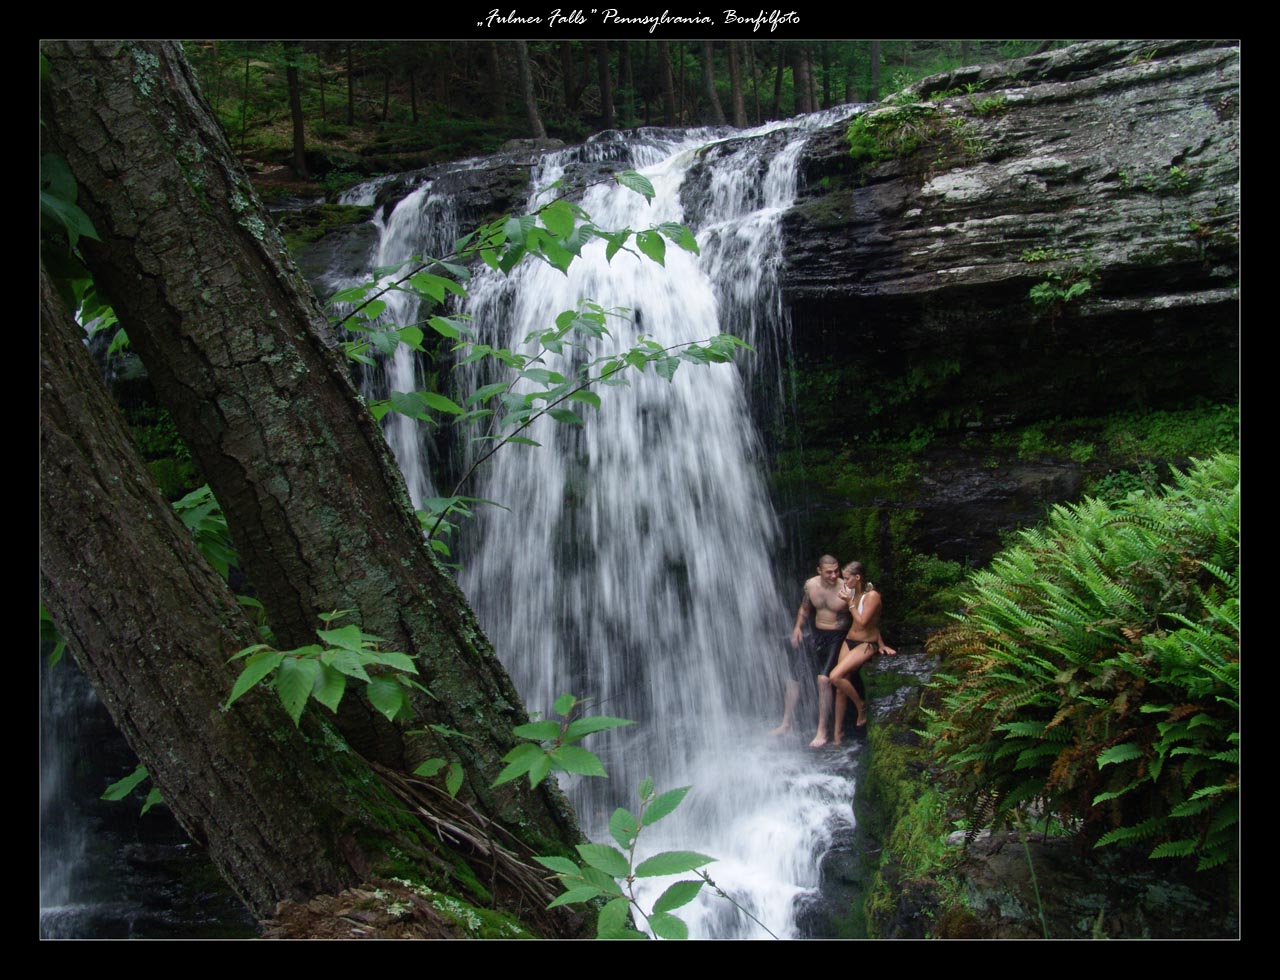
[828,561,897,733]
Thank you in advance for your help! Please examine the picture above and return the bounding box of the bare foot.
[769,722,793,736]
[809,733,829,749]
[856,711,867,727]
[832,736,843,747]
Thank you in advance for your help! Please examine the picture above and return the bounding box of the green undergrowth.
[277,203,373,250]
[768,372,1237,632]
[925,453,1239,871]
[856,689,976,938]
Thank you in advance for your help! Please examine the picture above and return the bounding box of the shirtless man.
[784,555,866,748]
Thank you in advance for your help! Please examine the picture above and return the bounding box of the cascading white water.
[457,111,858,938]
[340,109,863,937]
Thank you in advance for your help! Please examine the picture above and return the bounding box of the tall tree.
[772,43,786,118]
[515,40,546,138]
[746,39,762,125]
[870,39,882,101]
[559,41,578,112]
[656,40,676,125]
[40,39,581,907]
[793,45,813,115]
[701,40,726,125]
[483,39,504,120]
[594,40,615,130]
[727,40,747,128]
[284,48,308,179]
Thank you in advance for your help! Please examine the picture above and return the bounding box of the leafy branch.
[224,610,426,726]
[324,168,751,557]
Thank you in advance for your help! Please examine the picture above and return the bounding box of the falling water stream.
[354,108,863,938]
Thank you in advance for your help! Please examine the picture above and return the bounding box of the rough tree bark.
[515,40,546,138]
[594,40,615,130]
[40,261,579,933]
[40,39,579,866]
[727,41,747,128]
[656,40,677,125]
[701,40,726,125]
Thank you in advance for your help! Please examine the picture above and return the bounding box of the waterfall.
[351,108,861,938]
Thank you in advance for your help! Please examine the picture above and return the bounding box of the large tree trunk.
[727,40,747,128]
[40,264,353,916]
[700,40,725,125]
[39,262,580,933]
[656,40,676,125]
[594,40,615,130]
[40,40,578,860]
[515,40,546,138]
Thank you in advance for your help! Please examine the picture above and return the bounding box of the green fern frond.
[1149,839,1199,859]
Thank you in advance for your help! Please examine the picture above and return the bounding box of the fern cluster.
[925,453,1239,871]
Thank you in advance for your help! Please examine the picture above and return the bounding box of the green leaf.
[467,381,510,407]
[549,408,583,426]
[367,675,409,723]
[427,316,464,340]
[41,152,76,200]
[528,751,554,788]
[40,191,100,247]
[554,693,578,717]
[564,715,635,742]
[549,744,608,777]
[420,391,466,415]
[616,170,656,203]
[225,650,284,708]
[594,897,636,937]
[635,230,666,266]
[445,762,464,798]
[328,284,372,304]
[275,657,321,726]
[540,199,576,239]
[639,777,654,801]
[102,764,149,801]
[512,720,563,741]
[648,911,689,940]
[372,650,418,674]
[310,662,348,714]
[521,367,567,386]
[413,757,447,777]
[533,855,582,876]
[576,843,630,878]
[603,231,630,263]
[316,623,366,652]
[547,885,604,909]
[654,355,679,382]
[652,879,703,914]
[398,325,424,350]
[140,786,164,816]
[330,649,372,682]
[1097,743,1144,768]
[566,390,602,409]
[643,786,692,826]
[633,850,715,878]
[609,807,641,850]
[492,742,545,787]
[657,221,700,255]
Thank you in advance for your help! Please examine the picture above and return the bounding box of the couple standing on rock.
[772,555,896,747]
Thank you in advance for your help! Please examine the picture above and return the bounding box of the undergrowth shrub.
[924,453,1238,871]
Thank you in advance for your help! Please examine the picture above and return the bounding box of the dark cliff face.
[763,40,1238,605]
[780,39,1238,419]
